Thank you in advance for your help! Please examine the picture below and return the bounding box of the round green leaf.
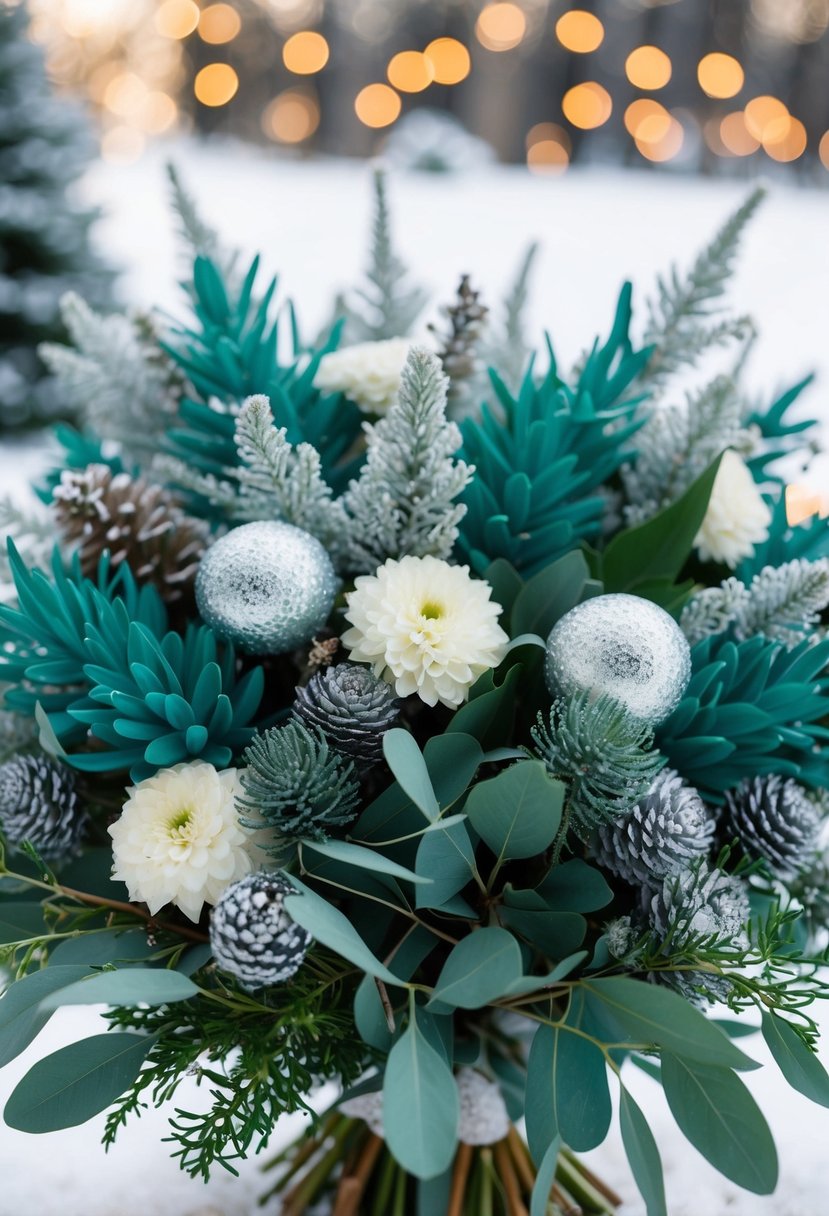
[525,1024,611,1161]
[382,730,439,821]
[382,1010,459,1179]
[428,927,523,1010]
[465,761,563,863]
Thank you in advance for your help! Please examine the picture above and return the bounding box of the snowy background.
[1,143,829,1215]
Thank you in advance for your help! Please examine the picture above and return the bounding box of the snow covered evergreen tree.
[0,0,111,428]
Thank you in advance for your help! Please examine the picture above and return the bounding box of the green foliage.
[5,1033,154,1133]
[485,241,538,393]
[531,692,664,838]
[464,760,563,863]
[237,720,360,843]
[166,161,233,279]
[163,254,363,494]
[641,188,763,390]
[745,374,819,480]
[457,284,650,576]
[657,633,829,796]
[340,346,471,572]
[36,423,127,505]
[429,927,524,1009]
[525,1022,611,1157]
[683,559,829,649]
[103,951,369,1178]
[337,168,428,343]
[619,1088,667,1216]
[761,1011,829,1108]
[739,492,829,581]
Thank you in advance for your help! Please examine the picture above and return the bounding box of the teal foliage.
[739,494,829,582]
[68,609,264,781]
[0,541,165,736]
[657,633,829,797]
[162,255,363,493]
[457,284,651,576]
[745,375,818,482]
[0,540,262,779]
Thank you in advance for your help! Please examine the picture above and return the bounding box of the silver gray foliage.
[339,345,472,573]
[681,559,829,649]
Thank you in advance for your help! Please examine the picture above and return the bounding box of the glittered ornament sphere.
[195,521,337,655]
[544,593,691,725]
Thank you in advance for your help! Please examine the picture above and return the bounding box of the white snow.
[2,142,829,1214]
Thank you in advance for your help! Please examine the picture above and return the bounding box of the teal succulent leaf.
[457,284,651,576]
[745,375,818,482]
[657,633,829,798]
[162,254,364,494]
[738,494,829,583]
[0,542,166,733]
[67,612,264,781]
[36,424,127,505]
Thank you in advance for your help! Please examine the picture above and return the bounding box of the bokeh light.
[354,82,401,128]
[697,52,744,99]
[283,31,329,74]
[423,38,470,85]
[562,81,612,129]
[194,63,239,106]
[475,3,527,52]
[387,50,434,93]
[763,115,807,162]
[624,98,668,138]
[636,113,684,161]
[744,95,789,140]
[625,46,672,90]
[526,122,571,174]
[198,4,242,45]
[262,89,320,142]
[786,483,829,527]
[820,131,829,168]
[155,0,199,40]
[719,111,760,156]
[555,10,604,53]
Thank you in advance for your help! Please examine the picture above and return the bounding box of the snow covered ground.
[2,144,829,1215]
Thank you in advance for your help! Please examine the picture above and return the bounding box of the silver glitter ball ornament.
[544,593,691,726]
[195,520,337,655]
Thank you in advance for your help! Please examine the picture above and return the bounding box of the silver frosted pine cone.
[0,754,85,861]
[594,769,716,886]
[647,860,750,1004]
[293,663,401,763]
[725,775,822,879]
[209,872,311,991]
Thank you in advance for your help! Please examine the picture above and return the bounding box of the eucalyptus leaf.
[423,732,483,809]
[512,550,593,638]
[303,838,432,885]
[530,1137,562,1216]
[428,927,523,1010]
[537,859,613,913]
[447,664,522,747]
[382,1006,459,1179]
[285,877,403,986]
[0,965,90,1069]
[661,1052,778,1194]
[49,930,153,967]
[620,1087,667,1216]
[582,977,759,1071]
[525,1024,611,1161]
[0,901,47,945]
[415,818,477,911]
[5,1033,155,1133]
[761,1011,829,1107]
[38,967,199,1011]
[465,761,563,863]
[382,729,439,821]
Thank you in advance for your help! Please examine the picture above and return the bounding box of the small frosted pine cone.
[725,775,822,879]
[0,753,86,861]
[209,872,311,991]
[52,463,208,603]
[293,662,401,763]
[594,769,716,886]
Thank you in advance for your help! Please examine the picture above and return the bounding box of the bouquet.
[1,167,829,1216]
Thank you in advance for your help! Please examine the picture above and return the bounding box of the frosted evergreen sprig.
[339,168,428,343]
[339,346,472,573]
[484,242,538,393]
[39,294,178,465]
[233,395,346,548]
[641,188,764,391]
[623,373,752,522]
[681,559,829,648]
[237,720,361,844]
[531,691,665,839]
[0,496,54,588]
[166,162,233,278]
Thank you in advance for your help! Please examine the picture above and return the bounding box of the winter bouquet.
[1,169,829,1216]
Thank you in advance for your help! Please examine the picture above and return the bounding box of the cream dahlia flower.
[313,337,411,414]
[342,555,509,709]
[109,761,255,923]
[694,449,772,569]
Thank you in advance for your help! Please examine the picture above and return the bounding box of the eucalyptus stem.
[370,1147,398,1216]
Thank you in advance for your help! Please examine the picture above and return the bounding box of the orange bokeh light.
[262,90,320,143]
[625,45,672,90]
[387,51,434,93]
[697,52,744,99]
[283,31,330,75]
[424,38,471,85]
[194,63,239,107]
[719,111,760,156]
[198,4,242,45]
[354,83,401,128]
[475,3,527,52]
[562,81,612,129]
[555,10,604,53]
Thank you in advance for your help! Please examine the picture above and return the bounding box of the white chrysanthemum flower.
[109,762,255,923]
[342,555,509,709]
[314,337,411,414]
[694,449,772,568]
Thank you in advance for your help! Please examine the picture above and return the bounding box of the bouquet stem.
[262,1117,622,1215]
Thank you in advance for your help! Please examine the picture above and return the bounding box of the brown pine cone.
[52,463,209,604]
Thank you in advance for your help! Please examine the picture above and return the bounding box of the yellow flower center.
[420,600,444,620]
[167,806,194,838]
